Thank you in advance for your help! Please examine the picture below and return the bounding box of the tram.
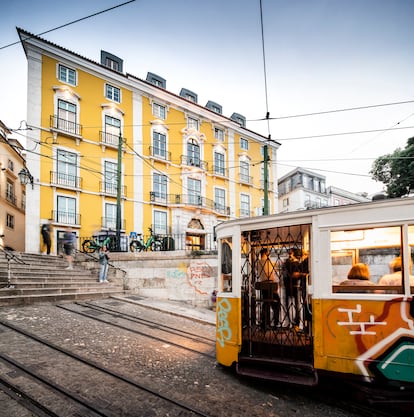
[215,197,414,395]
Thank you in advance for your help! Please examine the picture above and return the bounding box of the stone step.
[0,284,120,296]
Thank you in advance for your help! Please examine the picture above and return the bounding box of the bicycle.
[130,228,162,252]
[82,235,114,253]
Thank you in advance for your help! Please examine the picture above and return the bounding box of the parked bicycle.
[82,234,115,253]
[130,228,162,252]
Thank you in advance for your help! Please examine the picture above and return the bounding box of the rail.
[0,246,27,288]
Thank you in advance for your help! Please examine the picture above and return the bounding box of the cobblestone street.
[0,297,385,416]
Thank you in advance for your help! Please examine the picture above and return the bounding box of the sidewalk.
[112,295,216,325]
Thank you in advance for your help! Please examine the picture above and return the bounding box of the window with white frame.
[153,173,167,199]
[105,84,121,103]
[153,103,166,119]
[153,210,167,234]
[104,203,117,229]
[187,139,200,166]
[57,195,77,224]
[239,160,250,183]
[240,194,250,217]
[104,115,121,145]
[187,117,199,130]
[58,64,76,85]
[214,127,224,141]
[214,188,226,212]
[57,99,77,134]
[188,178,202,205]
[153,131,167,159]
[214,151,225,175]
[240,137,249,150]
[6,180,15,204]
[57,149,78,187]
[104,161,117,195]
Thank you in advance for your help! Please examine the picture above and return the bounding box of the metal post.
[263,144,269,215]
[116,133,122,251]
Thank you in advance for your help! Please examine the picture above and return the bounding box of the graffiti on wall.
[186,261,214,294]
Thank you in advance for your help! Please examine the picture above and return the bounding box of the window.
[152,103,166,119]
[153,173,167,199]
[105,203,117,229]
[187,117,199,130]
[239,160,250,183]
[240,138,249,150]
[6,180,15,204]
[188,178,201,205]
[215,188,226,212]
[57,196,77,224]
[7,159,14,171]
[283,198,289,207]
[57,99,77,134]
[6,213,14,229]
[58,64,76,85]
[331,225,414,295]
[220,237,232,292]
[214,152,225,175]
[240,194,250,217]
[187,139,200,166]
[104,115,121,145]
[105,84,121,103]
[154,210,167,234]
[214,128,224,141]
[153,132,167,159]
[105,57,120,72]
[104,161,117,194]
[57,149,78,187]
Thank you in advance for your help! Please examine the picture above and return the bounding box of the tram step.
[236,356,318,386]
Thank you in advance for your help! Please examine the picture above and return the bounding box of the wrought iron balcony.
[50,171,82,189]
[180,155,208,170]
[50,115,82,136]
[5,190,16,206]
[101,217,126,230]
[212,165,228,177]
[51,210,81,225]
[149,146,171,162]
[239,173,253,185]
[99,131,127,147]
[100,181,127,197]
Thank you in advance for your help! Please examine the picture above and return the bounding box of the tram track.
[0,318,214,417]
[56,301,216,359]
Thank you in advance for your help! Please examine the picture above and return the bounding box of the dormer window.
[231,112,246,127]
[206,101,222,114]
[101,51,123,72]
[146,72,166,89]
[180,88,197,103]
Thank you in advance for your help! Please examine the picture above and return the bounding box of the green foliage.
[370,137,414,198]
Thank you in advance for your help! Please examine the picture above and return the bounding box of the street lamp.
[18,168,34,189]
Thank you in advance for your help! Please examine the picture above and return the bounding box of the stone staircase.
[0,250,127,307]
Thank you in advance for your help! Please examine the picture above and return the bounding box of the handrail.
[0,246,27,288]
[74,248,127,277]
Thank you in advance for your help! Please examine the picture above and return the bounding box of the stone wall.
[79,251,218,308]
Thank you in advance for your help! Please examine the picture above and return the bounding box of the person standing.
[41,220,52,255]
[63,228,76,270]
[98,246,110,283]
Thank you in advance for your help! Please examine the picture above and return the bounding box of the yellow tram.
[215,197,414,391]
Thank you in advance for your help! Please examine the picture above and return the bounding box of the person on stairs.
[63,228,76,270]
[98,245,110,283]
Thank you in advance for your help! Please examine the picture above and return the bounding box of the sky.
[1,0,414,196]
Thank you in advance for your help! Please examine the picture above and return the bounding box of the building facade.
[18,28,279,254]
[0,121,26,251]
[278,167,370,212]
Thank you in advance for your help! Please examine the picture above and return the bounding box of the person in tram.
[378,257,414,289]
[257,248,280,329]
[338,263,376,293]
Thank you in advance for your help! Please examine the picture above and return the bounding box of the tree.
[370,137,414,198]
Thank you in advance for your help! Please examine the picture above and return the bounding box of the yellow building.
[18,28,279,254]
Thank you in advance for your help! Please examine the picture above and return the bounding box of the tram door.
[240,225,313,363]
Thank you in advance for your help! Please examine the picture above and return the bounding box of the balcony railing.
[99,131,127,147]
[101,217,126,230]
[100,182,127,197]
[239,173,252,185]
[180,155,208,170]
[149,193,230,215]
[50,115,82,136]
[149,146,171,162]
[50,171,82,189]
[260,180,274,189]
[52,210,81,225]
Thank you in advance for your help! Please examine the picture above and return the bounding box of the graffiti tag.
[217,298,232,347]
[337,304,386,335]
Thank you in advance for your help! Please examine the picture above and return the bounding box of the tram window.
[331,226,404,294]
[409,225,414,295]
[220,237,232,292]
